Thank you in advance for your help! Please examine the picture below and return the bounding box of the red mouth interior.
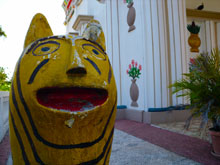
[37,87,108,112]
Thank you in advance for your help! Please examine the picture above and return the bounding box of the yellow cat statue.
[9,13,117,165]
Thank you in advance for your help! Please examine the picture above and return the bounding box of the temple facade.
[62,0,220,111]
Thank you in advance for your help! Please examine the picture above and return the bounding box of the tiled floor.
[154,117,212,142]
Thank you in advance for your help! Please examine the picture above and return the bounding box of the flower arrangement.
[170,50,220,131]
[96,0,106,3]
[123,0,133,4]
[126,60,142,79]
[187,21,200,34]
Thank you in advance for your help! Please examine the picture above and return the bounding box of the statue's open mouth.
[37,87,108,112]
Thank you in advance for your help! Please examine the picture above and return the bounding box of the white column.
[217,23,220,48]
[142,0,188,108]
[205,20,217,51]
[106,0,122,105]
[142,0,171,108]
[167,0,188,105]
[142,0,156,109]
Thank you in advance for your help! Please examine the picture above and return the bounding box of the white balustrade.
[0,91,9,142]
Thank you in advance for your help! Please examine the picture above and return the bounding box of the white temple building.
[62,0,220,122]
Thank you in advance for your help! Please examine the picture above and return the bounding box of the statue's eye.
[33,41,60,56]
[92,49,99,55]
[41,47,50,52]
[82,44,106,60]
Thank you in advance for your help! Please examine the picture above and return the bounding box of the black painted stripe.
[79,128,114,165]
[11,85,44,164]
[17,54,117,149]
[104,141,113,165]
[82,38,106,53]
[108,60,112,84]
[26,36,63,54]
[32,41,60,56]
[26,42,38,54]
[84,57,101,75]
[10,109,30,164]
[28,59,49,84]
[82,43,106,60]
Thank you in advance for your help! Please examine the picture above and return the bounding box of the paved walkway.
[1,120,220,164]
[0,131,10,165]
[110,129,199,165]
[115,120,220,165]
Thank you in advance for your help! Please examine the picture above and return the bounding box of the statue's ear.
[24,13,53,48]
[82,20,106,51]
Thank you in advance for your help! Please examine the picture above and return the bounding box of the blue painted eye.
[33,41,60,56]
[92,49,99,55]
[82,43,106,60]
[41,47,50,52]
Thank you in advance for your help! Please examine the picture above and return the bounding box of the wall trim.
[72,15,94,31]
[186,9,220,20]
[116,108,191,124]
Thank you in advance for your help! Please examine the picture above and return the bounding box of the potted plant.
[170,49,220,158]
[187,21,201,53]
[126,60,141,107]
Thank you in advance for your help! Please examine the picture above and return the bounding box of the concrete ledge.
[143,110,192,124]
[116,109,144,123]
[125,109,144,123]
[0,91,9,142]
[116,108,191,124]
[116,108,126,120]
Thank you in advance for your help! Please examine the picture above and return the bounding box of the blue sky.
[0,0,66,78]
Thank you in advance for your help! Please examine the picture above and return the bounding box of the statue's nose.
[66,49,87,76]
[66,66,87,75]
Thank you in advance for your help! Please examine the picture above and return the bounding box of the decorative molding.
[68,32,79,36]
[72,15,94,31]
[127,2,136,32]
[186,9,220,20]
[76,0,83,6]
[96,0,106,3]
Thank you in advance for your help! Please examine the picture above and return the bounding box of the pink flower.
[126,69,129,74]
[129,64,131,69]
[190,58,195,65]
[139,65,142,71]
[135,62,138,67]
[131,59,135,65]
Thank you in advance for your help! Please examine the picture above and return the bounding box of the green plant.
[0,26,7,38]
[124,0,133,4]
[0,67,11,91]
[170,49,220,131]
[187,21,200,34]
[126,59,141,79]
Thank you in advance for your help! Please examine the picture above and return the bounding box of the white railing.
[0,91,9,142]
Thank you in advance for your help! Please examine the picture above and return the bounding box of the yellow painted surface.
[9,13,117,164]
[24,13,53,48]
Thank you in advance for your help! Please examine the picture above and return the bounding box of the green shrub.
[0,67,11,91]
[170,50,220,131]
